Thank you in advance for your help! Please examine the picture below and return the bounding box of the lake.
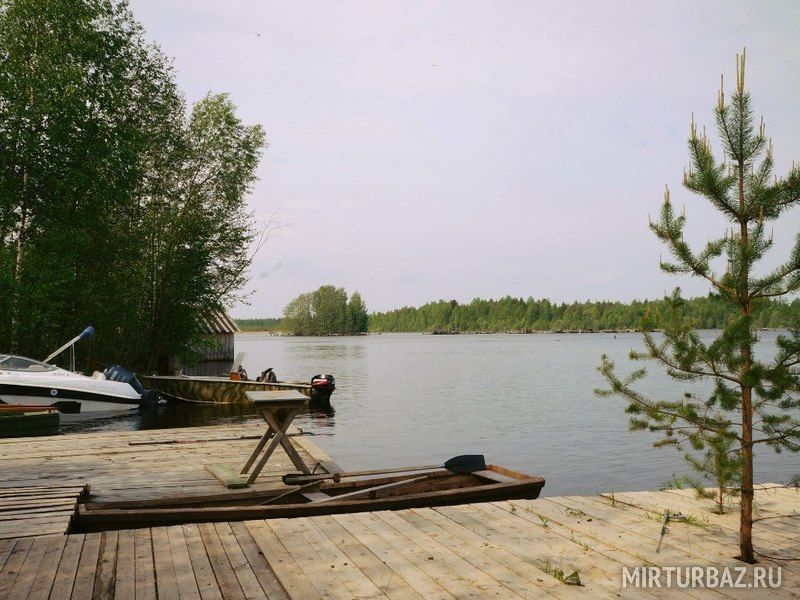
[62,331,800,497]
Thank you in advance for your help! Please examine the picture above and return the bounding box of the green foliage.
[347,291,369,334]
[537,561,583,586]
[596,51,800,562]
[237,318,282,332]
[0,0,265,371]
[282,292,315,335]
[658,476,687,490]
[684,429,742,514]
[369,295,798,333]
[282,286,368,336]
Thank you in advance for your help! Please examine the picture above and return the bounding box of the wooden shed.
[196,309,240,363]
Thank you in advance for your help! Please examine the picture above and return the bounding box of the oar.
[442,454,487,474]
[310,475,430,503]
[282,454,486,486]
[260,481,323,505]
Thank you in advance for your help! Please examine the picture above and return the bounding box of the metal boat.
[140,373,335,406]
[0,327,143,413]
[140,354,335,407]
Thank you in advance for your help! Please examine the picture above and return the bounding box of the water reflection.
[287,341,366,362]
[299,404,336,431]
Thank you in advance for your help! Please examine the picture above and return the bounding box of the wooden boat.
[140,373,335,406]
[74,464,545,531]
[0,405,60,438]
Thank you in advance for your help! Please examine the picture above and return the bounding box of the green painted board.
[204,464,250,489]
[0,412,60,438]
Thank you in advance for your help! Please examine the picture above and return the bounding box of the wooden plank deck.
[0,422,337,540]
[0,422,337,504]
[0,486,797,598]
[0,485,88,541]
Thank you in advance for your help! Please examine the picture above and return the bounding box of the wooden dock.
[0,425,799,598]
[0,423,338,505]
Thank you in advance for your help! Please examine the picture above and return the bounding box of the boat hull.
[76,465,545,531]
[140,375,334,406]
[0,384,140,413]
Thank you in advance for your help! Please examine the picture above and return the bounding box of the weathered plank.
[290,517,385,600]
[229,521,288,600]
[370,510,519,599]
[72,531,102,599]
[48,534,84,599]
[151,527,180,600]
[114,529,135,600]
[166,525,203,600]
[5,534,49,600]
[182,523,223,600]
[212,522,266,599]
[197,522,244,599]
[311,514,422,600]
[134,527,156,600]
[0,536,33,598]
[92,530,118,600]
[332,513,454,599]
[269,517,373,600]
[244,520,320,600]
[26,535,67,599]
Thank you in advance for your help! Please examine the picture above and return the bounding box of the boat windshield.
[0,354,58,372]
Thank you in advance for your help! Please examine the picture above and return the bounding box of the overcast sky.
[130,1,800,318]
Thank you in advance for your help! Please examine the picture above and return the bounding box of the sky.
[129,0,800,318]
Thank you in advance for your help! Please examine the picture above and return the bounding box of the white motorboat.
[0,355,142,413]
[0,327,143,413]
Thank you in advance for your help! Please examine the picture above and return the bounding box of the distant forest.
[238,318,282,332]
[369,296,800,333]
[239,295,799,334]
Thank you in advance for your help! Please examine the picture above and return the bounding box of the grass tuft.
[537,560,583,586]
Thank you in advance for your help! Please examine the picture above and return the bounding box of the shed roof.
[198,309,240,334]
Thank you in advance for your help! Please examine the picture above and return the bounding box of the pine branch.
[651,190,738,299]
[752,425,800,448]
[597,355,741,441]
[646,337,742,384]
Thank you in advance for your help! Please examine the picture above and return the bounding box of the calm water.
[62,331,800,496]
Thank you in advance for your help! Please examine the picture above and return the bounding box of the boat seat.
[301,492,331,502]
[473,470,518,484]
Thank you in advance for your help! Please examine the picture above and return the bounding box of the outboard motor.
[257,368,278,383]
[103,365,154,403]
[309,374,335,406]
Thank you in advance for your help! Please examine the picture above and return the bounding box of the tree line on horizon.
[369,295,799,332]
[0,0,264,371]
[238,294,799,333]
